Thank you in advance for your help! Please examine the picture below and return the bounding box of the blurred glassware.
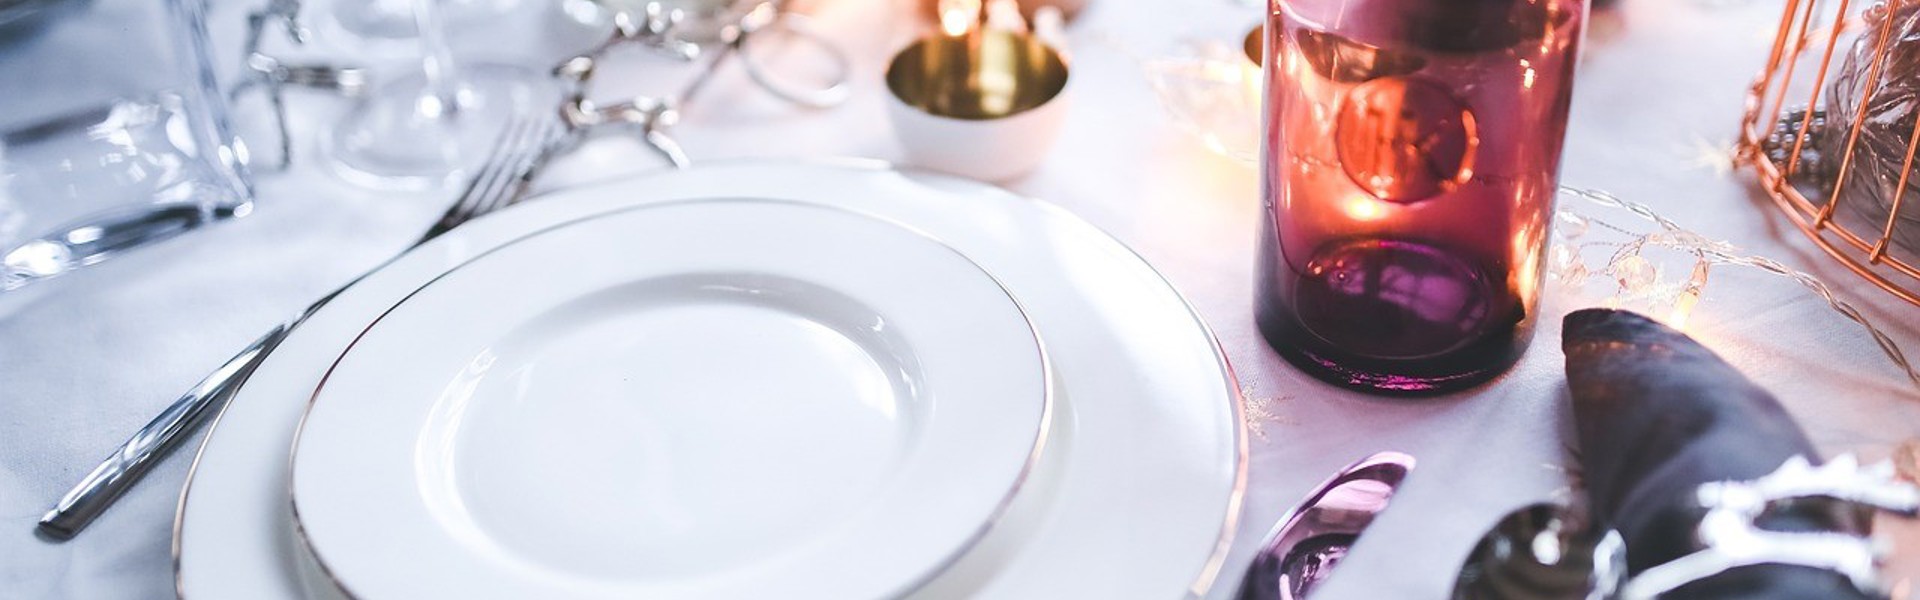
[1143,25,1263,164]
[317,0,518,47]
[0,144,20,248]
[0,0,253,301]
[225,0,370,172]
[0,0,62,28]
[319,0,555,190]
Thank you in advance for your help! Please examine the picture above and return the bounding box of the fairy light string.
[1555,184,1920,391]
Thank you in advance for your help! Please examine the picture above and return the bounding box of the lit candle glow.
[939,0,982,37]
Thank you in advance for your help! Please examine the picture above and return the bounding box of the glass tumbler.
[1256,0,1587,393]
[0,0,252,298]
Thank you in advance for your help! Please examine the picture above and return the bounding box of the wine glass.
[324,0,520,44]
[321,0,555,190]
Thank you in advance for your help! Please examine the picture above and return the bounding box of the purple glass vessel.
[1256,0,1587,394]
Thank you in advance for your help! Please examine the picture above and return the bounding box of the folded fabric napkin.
[1563,308,1875,599]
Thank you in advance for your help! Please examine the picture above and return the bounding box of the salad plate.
[289,199,1052,599]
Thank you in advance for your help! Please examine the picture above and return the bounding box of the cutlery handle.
[37,322,293,540]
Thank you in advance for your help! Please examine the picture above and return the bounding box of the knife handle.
[37,323,291,540]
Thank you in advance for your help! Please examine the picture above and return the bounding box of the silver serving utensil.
[1450,455,1919,600]
[36,111,566,540]
[617,0,849,109]
[1238,451,1416,600]
[1450,502,1627,600]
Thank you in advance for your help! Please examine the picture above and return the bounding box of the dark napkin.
[1562,308,1875,600]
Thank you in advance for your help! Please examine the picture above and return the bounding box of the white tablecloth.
[3,0,1917,598]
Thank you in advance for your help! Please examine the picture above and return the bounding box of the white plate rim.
[285,197,1055,599]
[173,158,1248,599]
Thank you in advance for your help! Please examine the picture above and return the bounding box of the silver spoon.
[1450,502,1626,600]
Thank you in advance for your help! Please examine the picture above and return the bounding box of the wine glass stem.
[414,0,460,115]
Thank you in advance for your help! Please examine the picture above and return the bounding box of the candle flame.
[984,0,1025,33]
[939,0,982,37]
[1342,195,1390,221]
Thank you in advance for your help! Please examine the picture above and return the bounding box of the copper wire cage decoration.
[1737,0,1920,306]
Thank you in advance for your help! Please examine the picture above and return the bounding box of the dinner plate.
[290,199,1051,599]
[175,161,1246,599]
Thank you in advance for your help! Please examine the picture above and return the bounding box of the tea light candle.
[884,28,1070,181]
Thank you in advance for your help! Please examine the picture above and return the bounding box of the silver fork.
[37,111,567,540]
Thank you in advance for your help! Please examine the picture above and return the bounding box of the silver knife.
[1238,451,1417,600]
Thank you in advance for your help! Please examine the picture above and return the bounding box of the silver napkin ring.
[1617,454,1920,600]
[553,6,703,169]
[552,0,851,170]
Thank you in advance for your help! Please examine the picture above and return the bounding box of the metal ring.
[736,14,851,109]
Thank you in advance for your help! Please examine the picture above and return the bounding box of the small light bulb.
[1611,255,1657,295]
[1555,210,1589,240]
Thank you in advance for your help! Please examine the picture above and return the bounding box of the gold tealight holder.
[883,30,1071,181]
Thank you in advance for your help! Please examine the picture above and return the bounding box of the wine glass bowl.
[319,0,558,191]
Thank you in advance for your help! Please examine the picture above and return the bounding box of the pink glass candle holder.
[1256,0,1588,394]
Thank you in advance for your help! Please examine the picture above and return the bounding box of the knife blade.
[1238,451,1417,600]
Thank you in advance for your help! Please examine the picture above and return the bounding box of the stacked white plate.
[174,161,1246,599]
